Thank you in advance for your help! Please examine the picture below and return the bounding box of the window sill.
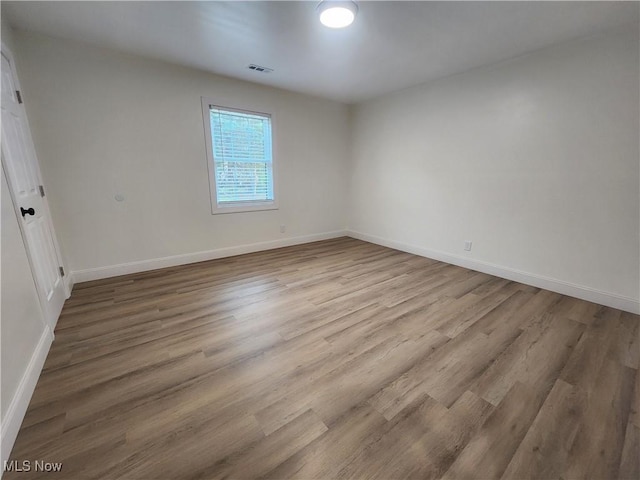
[211,202,278,215]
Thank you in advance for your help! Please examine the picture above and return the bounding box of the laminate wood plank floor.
[6,237,639,479]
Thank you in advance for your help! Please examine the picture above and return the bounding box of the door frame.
[1,42,71,330]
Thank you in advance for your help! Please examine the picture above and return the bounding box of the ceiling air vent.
[248,64,273,73]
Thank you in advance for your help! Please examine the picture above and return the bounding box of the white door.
[1,46,66,329]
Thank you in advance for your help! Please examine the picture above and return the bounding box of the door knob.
[20,207,35,217]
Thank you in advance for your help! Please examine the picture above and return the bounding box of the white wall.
[349,24,639,311]
[1,18,53,467]
[12,31,350,278]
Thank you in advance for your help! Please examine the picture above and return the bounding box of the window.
[202,99,277,214]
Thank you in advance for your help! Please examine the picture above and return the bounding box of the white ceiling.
[3,1,638,104]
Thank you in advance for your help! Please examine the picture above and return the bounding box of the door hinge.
[59,266,65,277]
[16,90,22,104]
[39,185,45,197]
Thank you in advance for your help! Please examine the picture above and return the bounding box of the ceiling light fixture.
[317,1,358,29]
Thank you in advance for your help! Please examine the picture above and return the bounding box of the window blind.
[209,107,274,204]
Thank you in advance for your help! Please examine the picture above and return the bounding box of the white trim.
[63,272,74,298]
[347,230,640,315]
[208,203,278,215]
[1,328,54,470]
[71,230,347,283]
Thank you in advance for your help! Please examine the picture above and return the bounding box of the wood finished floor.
[7,237,639,479]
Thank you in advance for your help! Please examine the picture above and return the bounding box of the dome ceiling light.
[317,1,358,29]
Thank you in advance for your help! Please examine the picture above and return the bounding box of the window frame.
[201,97,278,215]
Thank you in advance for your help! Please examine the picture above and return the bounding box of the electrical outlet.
[464,240,472,251]
[280,225,286,233]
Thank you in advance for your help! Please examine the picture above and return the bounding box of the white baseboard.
[71,230,348,283]
[347,230,640,315]
[1,328,54,470]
